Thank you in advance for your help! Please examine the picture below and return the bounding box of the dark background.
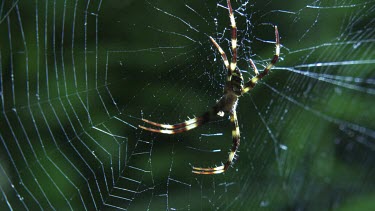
[0,0,374,210]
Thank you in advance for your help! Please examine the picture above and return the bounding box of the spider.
[139,0,280,174]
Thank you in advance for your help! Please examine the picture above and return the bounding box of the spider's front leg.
[242,26,280,94]
[192,111,240,174]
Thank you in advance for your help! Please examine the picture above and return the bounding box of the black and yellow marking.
[192,111,240,175]
[139,111,213,135]
[139,122,202,134]
[230,111,240,157]
[242,26,280,94]
[209,0,239,84]
[141,117,203,129]
[192,165,226,175]
[209,36,229,70]
[139,119,203,134]
[227,0,238,74]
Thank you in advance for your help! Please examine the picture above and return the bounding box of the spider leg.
[141,116,204,129]
[139,119,205,134]
[209,36,229,70]
[227,0,237,75]
[139,111,212,134]
[242,26,280,94]
[249,58,259,75]
[210,0,240,84]
[139,121,205,134]
[192,111,240,174]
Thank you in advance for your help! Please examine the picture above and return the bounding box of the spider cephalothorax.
[139,0,280,174]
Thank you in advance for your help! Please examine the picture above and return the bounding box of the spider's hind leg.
[139,111,213,135]
[141,117,202,129]
[192,111,240,174]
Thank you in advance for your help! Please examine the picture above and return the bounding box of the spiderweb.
[1,0,374,210]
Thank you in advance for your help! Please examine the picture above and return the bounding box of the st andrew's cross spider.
[139,0,280,174]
